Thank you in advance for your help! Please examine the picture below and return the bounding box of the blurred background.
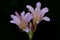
[0,0,59,40]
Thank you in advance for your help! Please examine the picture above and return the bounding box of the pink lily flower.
[26,2,50,32]
[10,11,33,33]
[26,2,50,24]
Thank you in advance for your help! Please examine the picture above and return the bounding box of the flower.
[10,11,33,33]
[9,2,51,40]
[26,2,50,24]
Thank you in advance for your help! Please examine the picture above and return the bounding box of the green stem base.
[28,32,33,40]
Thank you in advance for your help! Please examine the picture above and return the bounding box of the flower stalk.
[28,31,33,40]
[28,22,33,40]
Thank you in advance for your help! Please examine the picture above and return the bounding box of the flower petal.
[21,11,25,18]
[42,16,50,21]
[35,5,41,14]
[41,7,49,16]
[10,20,17,25]
[24,12,33,23]
[35,2,41,19]
[35,4,41,16]
[15,11,20,18]
[10,15,20,24]
[36,2,41,7]
[35,2,41,12]
[26,5,35,14]
[24,27,29,33]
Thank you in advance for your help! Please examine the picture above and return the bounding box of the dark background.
[0,0,59,40]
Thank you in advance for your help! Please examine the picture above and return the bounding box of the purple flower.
[26,2,50,24]
[10,11,33,33]
[9,2,51,40]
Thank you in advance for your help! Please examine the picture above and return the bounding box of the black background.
[0,0,59,40]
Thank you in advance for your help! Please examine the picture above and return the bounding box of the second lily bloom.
[26,2,50,32]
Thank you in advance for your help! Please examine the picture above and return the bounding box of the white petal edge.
[41,7,49,16]
[24,27,29,33]
[26,5,35,14]
[10,15,20,24]
[42,16,50,21]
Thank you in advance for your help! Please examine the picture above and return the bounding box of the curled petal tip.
[21,11,25,14]
[15,11,17,13]
[26,5,34,14]
[43,16,50,21]
[26,5,31,10]
[15,11,20,17]
[10,15,14,18]
[36,2,41,7]
[44,7,49,12]
[21,11,25,17]
[10,20,14,23]
[41,7,49,16]
[10,20,17,24]
[26,5,33,10]
[41,7,49,13]
[26,5,30,8]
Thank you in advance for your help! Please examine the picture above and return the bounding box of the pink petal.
[42,16,50,21]
[10,20,17,25]
[21,11,25,18]
[26,5,35,14]
[24,12,33,23]
[35,4,41,16]
[36,2,41,7]
[35,2,41,17]
[35,5,41,13]
[15,11,20,18]
[10,15,20,24]
[41,7,49,16]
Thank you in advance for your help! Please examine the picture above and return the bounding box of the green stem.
[29,38,32,40]
[28,32,33,40]
[29,37,32,40]
[28,22,34,40]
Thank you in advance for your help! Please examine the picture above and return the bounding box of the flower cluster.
[10,2,50,40]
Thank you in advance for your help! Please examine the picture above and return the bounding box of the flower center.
[33,12,41,24]
[20,21,26,30]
